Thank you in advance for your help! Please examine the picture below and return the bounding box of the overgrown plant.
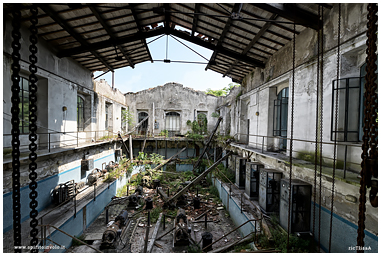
[158,130,169,137]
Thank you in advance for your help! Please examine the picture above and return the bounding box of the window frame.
[19,77,30,134]
[77,95,85,132]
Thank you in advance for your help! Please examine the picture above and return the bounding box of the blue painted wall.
[310,202,378,253]
[3,153,115,233]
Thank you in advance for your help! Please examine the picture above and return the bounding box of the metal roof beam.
[169,28,264,68]
[38,4,114,71]
[89,5,135,68]
[191,3,200,36]
[252,3,320,30]
[206,3,241,71]
[130,3,153,63]
[57,27,165,58]
[223,13,278,78]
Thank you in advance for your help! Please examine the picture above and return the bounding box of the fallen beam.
[207,232,253,253]
[151,147,186,172]
[166,151,232,204]
[124,115,149,136]
[192,116,222,174]
[147,213,163,253]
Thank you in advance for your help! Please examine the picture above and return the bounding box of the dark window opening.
[166,111,180,137]
[77,96,84,131]
[19,77,30,134]
[273,87,289,150]
[138,112,149,134]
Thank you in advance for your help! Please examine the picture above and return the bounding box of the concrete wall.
[228,146,378,252]
[219,3,368,172]
[125,82,220,136]
[3,142,119,233]
[94,79,128,135]
[3,17,96,150]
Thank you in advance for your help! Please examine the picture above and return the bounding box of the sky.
[93,33,235,93]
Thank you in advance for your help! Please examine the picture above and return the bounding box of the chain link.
[358,3,378,252]
[286,20,296,252]
[312,5,321,241]
[329,3,341,253]
[28,5,39,252]
[11,7,22,253]
[318,5,324,249]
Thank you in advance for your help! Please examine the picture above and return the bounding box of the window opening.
[273,87,289,150]
[19,77,30,134]
[166,111,180,137]
[77,96,84,131]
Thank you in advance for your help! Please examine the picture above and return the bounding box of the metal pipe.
[74,187,76,218]
[94,183,96,201]
[77,131,79,147]
[48,133,51,152]
[40,224,103,253]
[241,193,243,213]
[202,219,258,252]
[143,211,150,253]
[105,208,109,224]
[343,144,347,179]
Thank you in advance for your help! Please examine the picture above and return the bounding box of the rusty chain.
[286,20,296,252]
[357,3,378,253]
[11,6,22,253]
[318,5,325,249]
[329,3,341,253]
[312,4,321,241]
[28,5,39,252]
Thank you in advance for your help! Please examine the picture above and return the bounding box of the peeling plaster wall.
[3,17,94,149]
[125,82,219,136]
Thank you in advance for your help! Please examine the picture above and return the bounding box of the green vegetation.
[158,130,168,137]
[233,242,252,252]
[121,108,134,128]
[185,113,208,141]
[71,235,86,246]
[296,150,344,169]
[3,148,12,155]
[188,244,202,253]
[150,206,163,223]
[99,135,117,141]
[212,164,235,184]
[205,83,241,96]
[211,112,220,118]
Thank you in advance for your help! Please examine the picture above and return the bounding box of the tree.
[205,83,240,96]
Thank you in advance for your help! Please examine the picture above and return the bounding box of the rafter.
[129,3,153,63]
[191,3,200,36]
[38,4,114,71]
[57,27,165,58]
[89,5,135,68]
[205,3,241,71]
[224,14,278,77]
[252,3,320,30]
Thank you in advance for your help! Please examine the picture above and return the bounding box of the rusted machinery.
[87,168,103,185]
[128,186,143,207]
[173,208,190,246]
[52,180,75,204]
[101,210,128,249]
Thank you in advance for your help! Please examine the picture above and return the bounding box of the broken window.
[19,77,30,134]
[77,95,85,131]
[105,102,113,130]
[166,111,180,137]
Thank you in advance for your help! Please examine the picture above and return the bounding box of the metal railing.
[3,129,118,153]
[234,132,362,179]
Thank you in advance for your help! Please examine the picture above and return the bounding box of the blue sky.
[93,34,235,93]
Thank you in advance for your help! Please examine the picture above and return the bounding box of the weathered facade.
[125,82,220,136]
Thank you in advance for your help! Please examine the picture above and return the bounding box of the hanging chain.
[329,3,341,253]
[11,6,22,253]
[286,21,296,252]
[28,5,39,252]
[358,3,378,252]
[312,5,321,240]
[318,5,324,249]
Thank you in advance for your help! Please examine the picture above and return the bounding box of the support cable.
[318,5,325,249]
[312,4,321,242]
[11,6,22,253]
[28,5,39,252]
[286,20,296,252]
[329,3,340,252]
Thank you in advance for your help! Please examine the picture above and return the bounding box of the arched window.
[273,87,289,150]
[166,112,180,136]
[77,96,84,131]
